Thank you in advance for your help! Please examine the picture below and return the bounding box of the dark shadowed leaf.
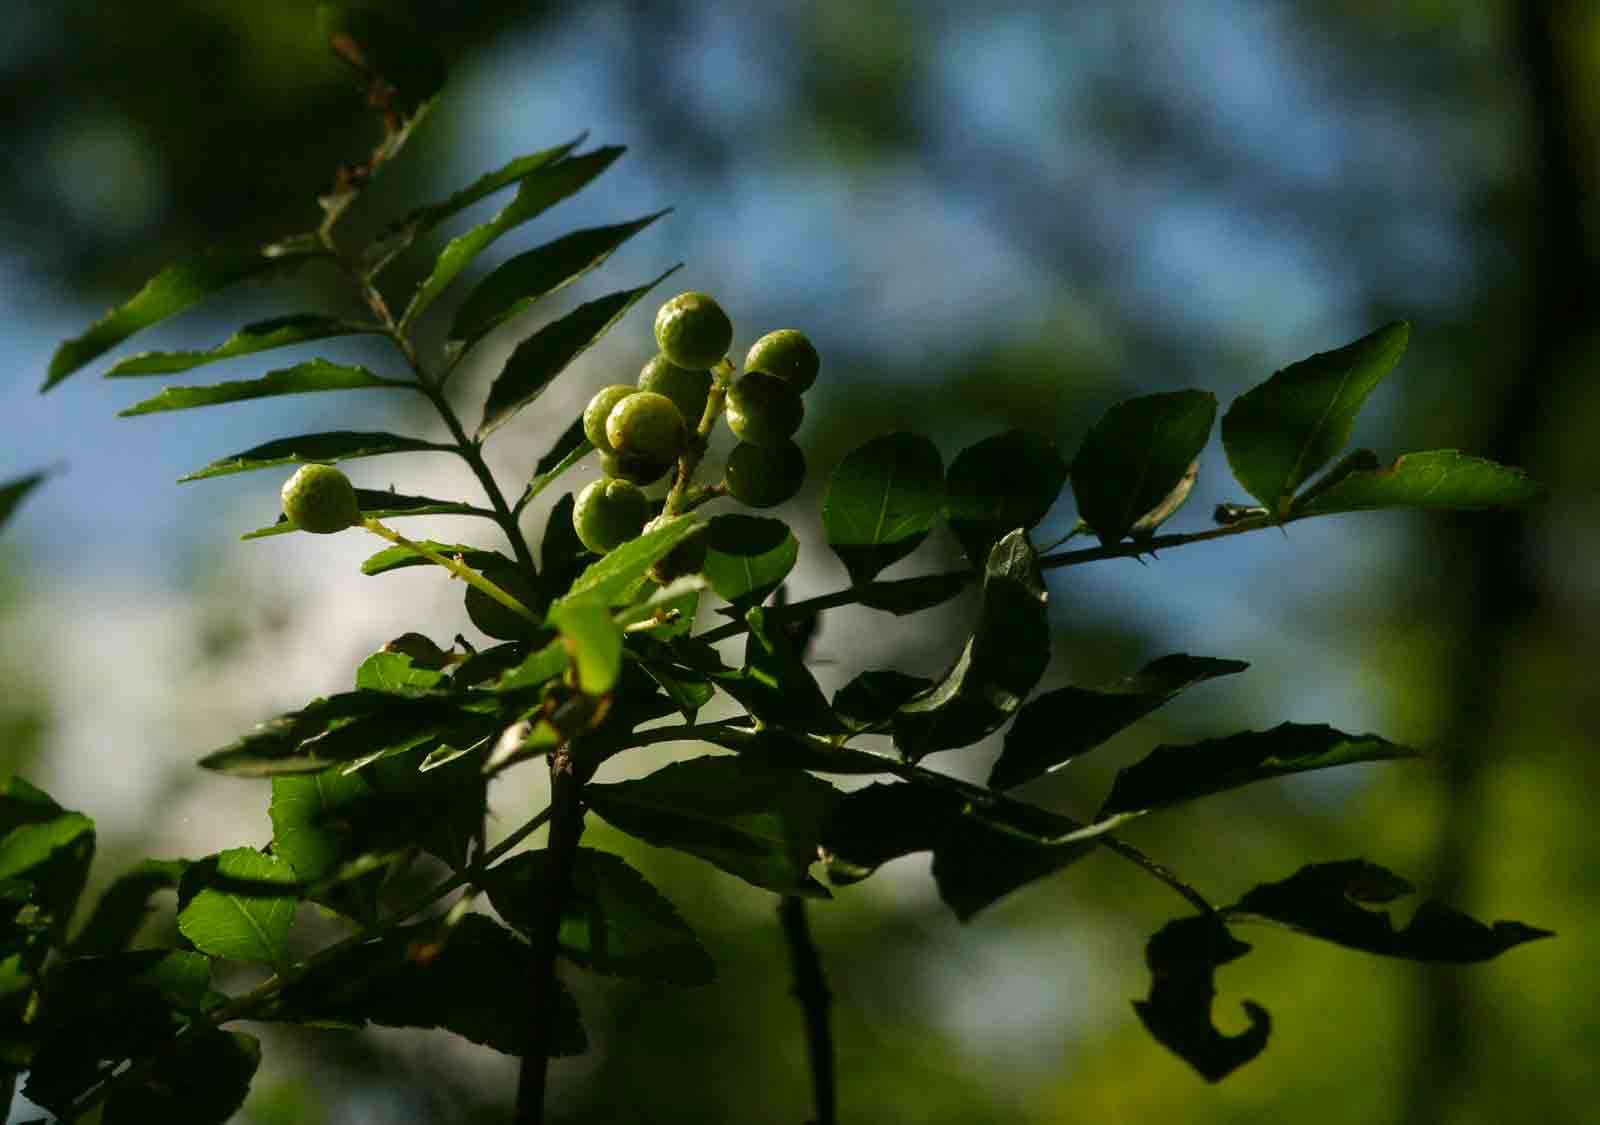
[361,541,511,576]
[1134,914,1270,1083]
[44,244,328,388]
[822,432,945,585]
[990,654,1250,790]
[106,315,382,376]
[587,755,841,897]
[118,359,408,417]
[101,1029,261,1125]
[541,493,595,593]
[1289,451,1546,517]
[946,429,1069,565]
[702,515,798,609]
[180,431,444,481]
[1286,448,1380,509]
[176,848,298,965]
[1071,390,1216,545]
[1099,722,1417,819]
[698,725,893,775]
[243,490,494,539]
[364,137,584,271]
[853,571,970,615]
[892,531,1048,760]
[477,270,677,437]
[451,211,670,344]
[1221,322,1409,514]
[318,3,445,114]
[404,148,626,327]
[271,914,585,1056]
[833,670,934,729]
[698,608,844,734]
[68,859,188,955]
[486,848,716,985]
[0,472,49,532]
[1225,859,1553,961]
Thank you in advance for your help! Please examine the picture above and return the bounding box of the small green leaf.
[1099,722,1417,819]
[638,660,716,722]
[1134,914,1270,1083]
[0,472,49,533]
[1071,390,1216,545]
[176,848,298,966]
[451,211,670,345]
[106,314,381,376]
[361,541,510,576]
[118,359,408,417]
[946,429,1068,565]
[477,269,679,438]
[559,514,703,608]
[519,418,593,510]
[363,136,585,272]
[549,599,623,694]
[180,430,444,481]
[102,1029,261,1125]
[699,725,893,776]
[989,654,1250,790]
[44,244,328,389]
[68,859,188,954]
[1221,322,1410,514]
[587,755,841,897]
[1289,450,1546,516]
[271,769,374,886]
[243,490,493,539]
[702,515,799,609]
[404,147,626,327]
[355,650,447,696]
[822,432,945,585]
[270,913,585,1056]
[486,848,716,985]
[492,638,569,693]
[892,530,1048,761]
[1225,859,1553,962]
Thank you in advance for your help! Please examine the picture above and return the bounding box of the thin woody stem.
[361,517,540,624]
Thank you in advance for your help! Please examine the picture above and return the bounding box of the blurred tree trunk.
[1404,1,1595,1121]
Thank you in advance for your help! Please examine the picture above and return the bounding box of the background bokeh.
[2,1,1596,1122]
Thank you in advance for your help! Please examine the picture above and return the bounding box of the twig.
[778,896,837,1125]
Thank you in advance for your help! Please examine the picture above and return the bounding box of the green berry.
[744,329,819,392]
[725,372,804,447]
[653,291,733,370]
[572,477,651,554]
[606,390,686,462]
[465,561,546,641]
[583,384,638,454]
[281,464,361,534]
[637,353,713,427]
[599,450,674,487]
[725,440,806,508]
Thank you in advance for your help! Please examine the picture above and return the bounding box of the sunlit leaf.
[701,515,798,609]
[549,599,623,694]
[361,541,510,576]
[176,848,298,965]
[1289,450,1546,517]
[1221,322,1409,514]
[559,513,702,608]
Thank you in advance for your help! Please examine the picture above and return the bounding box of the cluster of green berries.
[572,291,819,555]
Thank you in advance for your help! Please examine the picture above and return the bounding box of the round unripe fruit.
[744,329,819,392]
[583,384,638,454]
[599,450,674,487]
[281,464,361,534]
[653,291,733,370]
[637,353,713,427]
[572,478,651,554]
[725,440,806,508]
[606,390,686,462]
[725,372,804,447]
